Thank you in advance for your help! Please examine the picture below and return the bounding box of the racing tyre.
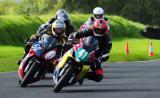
[53,66,73,92]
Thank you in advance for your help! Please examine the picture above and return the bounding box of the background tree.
[0,0,18,15]
[0,0,159,26]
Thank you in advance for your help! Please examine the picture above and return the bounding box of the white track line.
[114,59,160,64]
[0,71,16,74]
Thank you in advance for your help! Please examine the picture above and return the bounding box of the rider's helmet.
[93,7,104,19]
[56,9,67,16]
[51,19,66,36]
[93,19,108,37]
[56,9,71,25]
[82,36,98,52]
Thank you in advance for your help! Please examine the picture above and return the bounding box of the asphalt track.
[0,60,160,98]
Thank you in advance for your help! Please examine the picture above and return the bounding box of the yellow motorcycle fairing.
[56,49,91,81]
[56,50,73,69]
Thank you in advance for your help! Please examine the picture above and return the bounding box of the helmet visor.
[53,28,64,36]
[94,14,103,19]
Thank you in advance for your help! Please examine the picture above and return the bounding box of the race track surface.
[1,60,160,98]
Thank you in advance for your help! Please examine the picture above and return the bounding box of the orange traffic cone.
[125,42,129,55]
[149,42,154,56]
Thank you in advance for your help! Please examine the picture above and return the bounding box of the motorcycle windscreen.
[40,34,58,50]
[77,36,99,62]
[31,42,43,57]
[31,34,58,57]
[82,36,99,52]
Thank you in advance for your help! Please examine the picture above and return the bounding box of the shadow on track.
[61,88,160,93]
[26,84,53,88]
[41,77,52,80]
[103,76,160,79]
[71,83,160,87]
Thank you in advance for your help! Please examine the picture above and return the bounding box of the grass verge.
[0,46,23,72]
[110,38,160,62]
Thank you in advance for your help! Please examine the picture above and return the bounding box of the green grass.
[0,38,160,72]
[0,46,23,72]
[110,38,160,62]
[0,15,44,46]
[0,14,144,46]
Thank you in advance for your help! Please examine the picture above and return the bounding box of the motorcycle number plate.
[45,50,56,60]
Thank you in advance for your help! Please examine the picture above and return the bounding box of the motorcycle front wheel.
[19,60,39,87]
[53,65,74,93]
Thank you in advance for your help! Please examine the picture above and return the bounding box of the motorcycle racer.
[17,19,67,66]
[53,19,112,84]
[80,7,110,32]
[17,9,74,65]
[37,9,74,37]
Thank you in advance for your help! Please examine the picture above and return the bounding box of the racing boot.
[85,69,104,82]
[78,79,84,85]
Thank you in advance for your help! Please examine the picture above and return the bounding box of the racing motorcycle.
[53,36,99,92]
[18,34,60,87]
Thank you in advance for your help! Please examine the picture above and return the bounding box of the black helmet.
[56,9,67,15]
[56,9,70,24]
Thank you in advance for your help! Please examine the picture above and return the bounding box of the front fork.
[53,50,73,83]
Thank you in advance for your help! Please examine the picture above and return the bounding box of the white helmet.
[93,7,104,19]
